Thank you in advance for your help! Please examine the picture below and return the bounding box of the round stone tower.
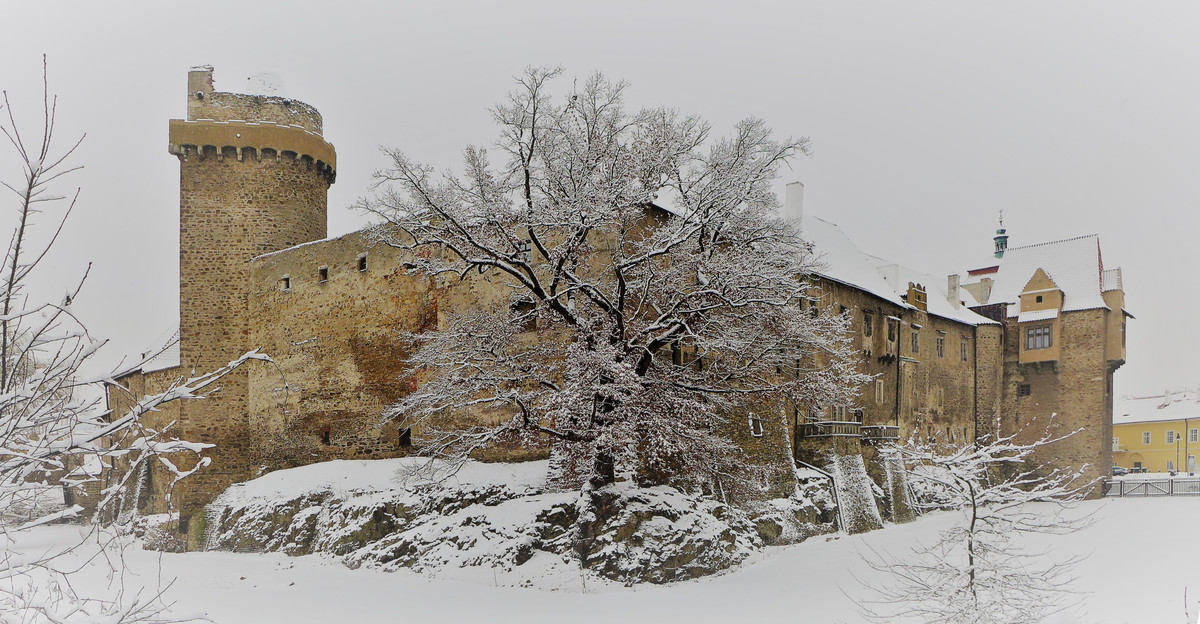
[167,66,335,528]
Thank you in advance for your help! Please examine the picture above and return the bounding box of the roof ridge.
[1005,233,1098,253]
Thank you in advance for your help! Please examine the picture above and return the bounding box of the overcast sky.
[0,1,1194,397]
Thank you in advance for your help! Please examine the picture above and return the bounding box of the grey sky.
[0,1,1194,396]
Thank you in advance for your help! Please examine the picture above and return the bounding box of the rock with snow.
[193,458,819,586]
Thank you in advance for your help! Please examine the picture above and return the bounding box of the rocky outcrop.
[188,458,831,586]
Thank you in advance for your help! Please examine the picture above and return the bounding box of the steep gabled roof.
[964,234,1111,317]
[804,216,995,326]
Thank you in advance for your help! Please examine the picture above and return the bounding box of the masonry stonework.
[104,68,1128,538]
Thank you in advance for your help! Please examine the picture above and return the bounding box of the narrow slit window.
[358,254,368,272]
[398,427,412,448]
[280,275,291,291]
[318,266,329,283]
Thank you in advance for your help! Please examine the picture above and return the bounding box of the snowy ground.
[16,496,1198,624]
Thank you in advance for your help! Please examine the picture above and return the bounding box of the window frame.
[936,335,945,358]
[1142,431,1151,445]
[1025,324,1052,350]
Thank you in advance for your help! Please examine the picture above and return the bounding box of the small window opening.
[320,425,331,445]
[749,414,764,437]
[398,427,412,448]
[358,254,368,272]
[1035,295,1043,303]
[318,266,329,283]
[1017,383,1032,397]
[280,275,291,291]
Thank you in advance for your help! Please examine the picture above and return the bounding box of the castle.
[106,68,1128,539]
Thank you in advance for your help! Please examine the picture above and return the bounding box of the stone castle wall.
[171,67,334,524]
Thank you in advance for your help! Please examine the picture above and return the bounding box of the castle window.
[910,329,920,354]
[1025,325,1052,350]
[280,275,291,292]
[1035,295,1044,303]
[749,414,764,437]
[318,266,329,283]
[358,253,368,272]
[398,427,412,448]
[875,379,885,404]
[1017,384,1032,397]
[887,318,897,341]
[936,335,945,358]
[961,339,969,362]
[851,408,864,423]
[1191,429,1198,444]
[1167,430,1177,445]
[863,312,874,337]
[1142,431,1151,445]
[831,405,848,421]
[512,298,537,332]
[320,425,331,445]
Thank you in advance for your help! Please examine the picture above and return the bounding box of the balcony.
[861,425,901,442]
[797,421,862,438]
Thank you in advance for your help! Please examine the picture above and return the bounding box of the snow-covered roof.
[866,253,997,326]
[803,216,908,309]
[115,327,180,378]
[1017,308,1059,323]
[963,235,1113,318]
[803,216,995,326]
[1115,391,1200,426]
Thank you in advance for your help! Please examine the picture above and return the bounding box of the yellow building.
[1113,392,1200,474]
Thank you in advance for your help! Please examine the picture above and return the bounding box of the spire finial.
[993,212,1009,259]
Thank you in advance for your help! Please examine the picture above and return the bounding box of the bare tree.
[0,58,264,623]
[357,67,867,548]
[858,425,1094,624]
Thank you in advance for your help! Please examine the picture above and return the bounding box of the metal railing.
[861,425,901,441]
[1104,477,1200,497]
[797,421,862,438]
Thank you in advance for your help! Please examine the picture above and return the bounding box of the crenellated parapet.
[168,119,336,183]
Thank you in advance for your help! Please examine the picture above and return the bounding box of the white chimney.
[783,181,804,231]
[979,277,993,304]
[947,274,961,309]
